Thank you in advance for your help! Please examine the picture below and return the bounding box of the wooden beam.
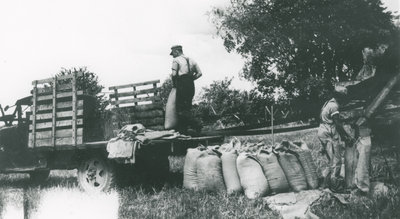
[111,96,161,105]
[357,72,400,126]
[32,72,83,85]
[29,128,83,140]
[33,100,83,112]
[36,90,83,102]
[30,110,84,121]
[109,80,160,90]
[31,136,83,147]
[29,119,83,130]
[36,84,73,95]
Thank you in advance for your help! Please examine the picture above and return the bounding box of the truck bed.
[80,135,224,155]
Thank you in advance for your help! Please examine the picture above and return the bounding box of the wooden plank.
[36,84,73,95]
[109,80,160,90]
[33,100,83,112]
[29,119,83,130]
[36,90,83,102]
[29,128,83,140]
[30,110,84,121]
[32,72,83,85]
[111,96,161,106]
[32,136,83,147]
[109,87,161,99]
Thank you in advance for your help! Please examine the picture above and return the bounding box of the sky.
[0,0,398,106]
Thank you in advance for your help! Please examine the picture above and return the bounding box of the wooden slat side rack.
[28,72,84,148]
[108,80,164,131]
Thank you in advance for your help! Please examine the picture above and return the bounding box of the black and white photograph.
[0,0,399,218]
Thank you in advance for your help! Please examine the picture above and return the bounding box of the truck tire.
[77,155,116,192]
[29,169,50,184]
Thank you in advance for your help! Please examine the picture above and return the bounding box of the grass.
[118,187,279,219]
[0,127,399,218]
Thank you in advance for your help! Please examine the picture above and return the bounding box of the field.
[0,128,399,219]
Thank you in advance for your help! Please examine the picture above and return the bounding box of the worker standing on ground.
[170,45,202,134]
[318,86,354,188]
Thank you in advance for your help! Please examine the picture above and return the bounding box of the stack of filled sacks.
[183,145,225,191]
[183,139,319,199]
[275,141,319,190]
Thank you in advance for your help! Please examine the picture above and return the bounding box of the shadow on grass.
[116,167,184,194]
[0,170,78,190]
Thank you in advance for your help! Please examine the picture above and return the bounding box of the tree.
[211,0,398,117]
[195,78,262,126]
[57,67,107,140]
[57,67,107,112]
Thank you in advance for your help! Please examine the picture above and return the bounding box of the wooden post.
[133,86,138,106]
[114,88,119,108]
[52,77,57,147]
[265,105,275,146]
[271,105,274,147]
[31,80,38,148]
[72,73,77,146]
[153,82,158,101]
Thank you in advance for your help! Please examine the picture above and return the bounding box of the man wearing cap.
[318,86,354,187]
[170,45,202,134]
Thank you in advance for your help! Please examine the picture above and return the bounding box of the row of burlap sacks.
[183,140,319,199]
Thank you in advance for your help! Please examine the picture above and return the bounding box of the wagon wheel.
[77,155,115,192]
[29,169,50,184]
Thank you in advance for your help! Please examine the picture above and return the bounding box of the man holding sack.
[165,45,202,134]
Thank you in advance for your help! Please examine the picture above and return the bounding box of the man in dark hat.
[170,45,202,134]
[318,86,354,188]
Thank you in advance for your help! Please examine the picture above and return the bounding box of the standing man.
[170,45,202,134]
[318,86,354,188]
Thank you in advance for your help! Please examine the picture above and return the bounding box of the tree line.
[57,0,399,130]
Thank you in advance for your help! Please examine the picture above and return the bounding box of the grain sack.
[164,88,178,129]
[277,151,308,192]
[237,153,270,199]
[196,150,225,192]
[221,150,242,194]
[183,147,206,190]
[289,142,319,189]
[257,150,290,194]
